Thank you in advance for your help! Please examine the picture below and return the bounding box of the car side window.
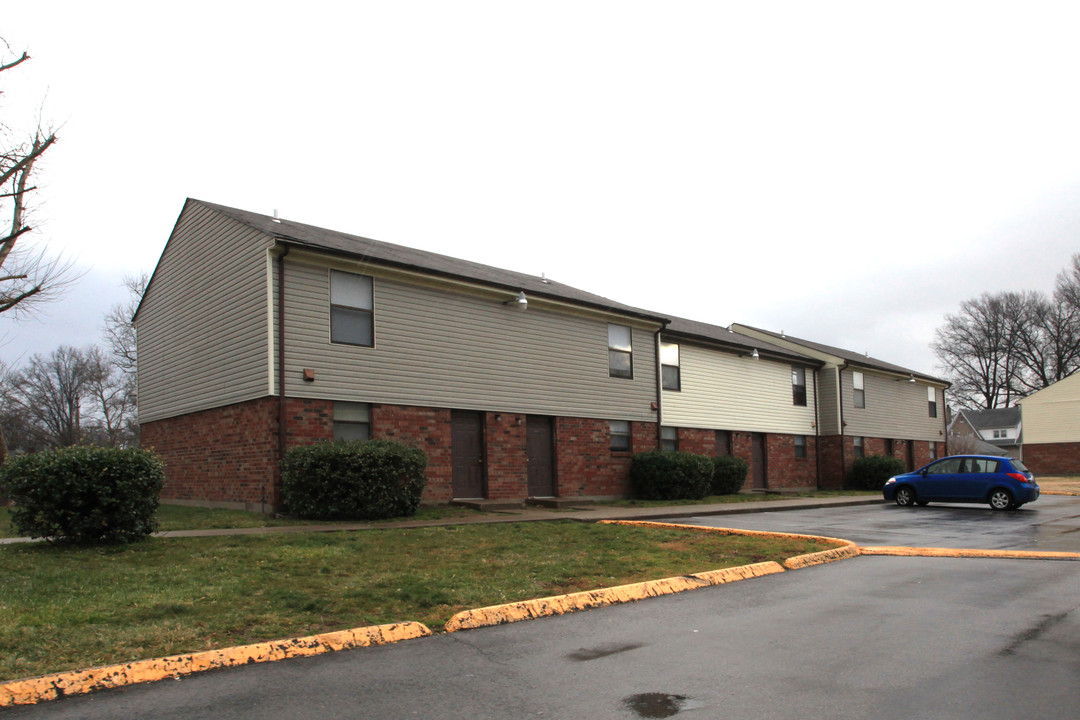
[927,458,962,475]
[985,459,1000,473]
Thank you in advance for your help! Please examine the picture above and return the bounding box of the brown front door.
[451,410,485,498]
[526,415,555,497]
[751,432,767,489]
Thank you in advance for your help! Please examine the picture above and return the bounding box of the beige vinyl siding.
[277,258,658,420]
[661,343,816,434]
[817,367,840,435]
[137,203,275,423]
[1019,373,1080,444]
[841,369,944,441]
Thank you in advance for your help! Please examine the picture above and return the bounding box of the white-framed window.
[661,426,678,452]
[661,342,680,391]
[330,270,374,347]
[795,435,807,459]
[993,429,1007,439]
[853,371,865,409]
[608,324,633,379]
[792,366,807,406]
[609,420,631,452]
[928,386,937,418]
[333,402,371,442]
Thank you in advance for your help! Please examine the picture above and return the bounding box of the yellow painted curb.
[601,520,860,570]
[860,546,1080,560]
[0,621,431,708]
[1041,490,1080,496]
[444,561,783,632]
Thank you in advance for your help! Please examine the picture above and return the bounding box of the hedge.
[712,455,749,495]
[282,439,428,520]
[849,454,907,490]
[630,450,714,500]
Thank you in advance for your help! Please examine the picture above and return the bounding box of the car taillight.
[1007,473,1029,483]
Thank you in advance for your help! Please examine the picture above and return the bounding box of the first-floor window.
[661,426,678,452]
[334,402,371,441]
[610,420,631,452]
[853,435,864,459]
[795,435,807,459]
[929,443,938,460]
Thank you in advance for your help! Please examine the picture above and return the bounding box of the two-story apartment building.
[1017,372,1080,474]
[137,200,950,510]
[731,325,949,487]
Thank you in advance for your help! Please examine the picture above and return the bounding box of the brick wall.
[817,435,845,489]
[1022,442,1080,475]
[372,404,453,503]
[555,417,658,498]
[485,412,529,499]
[678,428,715,456]
[141,397,281,510]
[765,433,818,489]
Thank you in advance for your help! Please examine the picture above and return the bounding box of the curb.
[860,546,1080,560]
[0,622,431,708]
[444,561,785,632]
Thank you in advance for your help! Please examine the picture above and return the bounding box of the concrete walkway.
[0,495,882,544]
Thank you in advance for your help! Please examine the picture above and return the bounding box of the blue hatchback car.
[882,454,1040,510]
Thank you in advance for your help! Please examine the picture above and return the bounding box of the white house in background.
[1017,373,1080,475]
[948,407,1022,459]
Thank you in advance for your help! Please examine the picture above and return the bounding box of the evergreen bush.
[282,439,427,520]
[630,450,714,501]
[1,446,165,544]
[712,455,749,495]
[849,454,907,490]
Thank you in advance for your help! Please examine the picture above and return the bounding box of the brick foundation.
[815,434,945,489]
[554,417,658,498]
[1022,442,1080,476]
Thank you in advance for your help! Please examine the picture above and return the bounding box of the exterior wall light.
[504,291,528,311]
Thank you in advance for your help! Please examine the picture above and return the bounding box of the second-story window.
[661,342,681,391]
[853,371,865,409]
[792,366,807,406]
[928,386,937,418]
[608,324,633,379]
[330,270,374,347]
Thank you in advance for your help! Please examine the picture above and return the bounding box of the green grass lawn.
[0,521,837,682]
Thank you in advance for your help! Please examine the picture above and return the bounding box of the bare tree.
[1,39,69,317]
[933,293,1023,409]
[1004,289,1080,393]
[101,272,148,445]
[6,346,95,447]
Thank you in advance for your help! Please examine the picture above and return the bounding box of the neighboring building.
[1017,373,1080,475]
[136,200,950,510]
[731,325,949,487]
[948,407,1022,459]
[659,318,824,491]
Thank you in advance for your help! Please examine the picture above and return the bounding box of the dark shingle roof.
[663,317,822,365]
[735,323,948,384]
[961,407,1022,430]
[199,200,667,324]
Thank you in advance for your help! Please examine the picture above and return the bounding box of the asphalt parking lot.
[6,497,1079,719]
[666,494,1080,552]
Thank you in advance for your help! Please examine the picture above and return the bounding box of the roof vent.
[272,209,282,224]
[540,272,551,284]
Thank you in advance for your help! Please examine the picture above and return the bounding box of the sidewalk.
[0,495,883,544]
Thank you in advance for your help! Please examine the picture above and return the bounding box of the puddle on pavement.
[622,693,691,718]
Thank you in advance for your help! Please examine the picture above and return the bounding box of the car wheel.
[895,486,916,507]
[989,489,1014,511]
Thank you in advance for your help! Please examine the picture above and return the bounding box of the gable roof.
[663,316,822,366]
[959,406,1021,430]
[197,199,668,325]
[733,323,948,384]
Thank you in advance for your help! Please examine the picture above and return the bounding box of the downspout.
[275,245,291,513]
[813,367,821,489]
[941,385,949,457]
[654,327,664,448]
[836,363,848,489]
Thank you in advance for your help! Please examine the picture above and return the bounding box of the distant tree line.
[0,273,146,454]
[933,253,1080,409]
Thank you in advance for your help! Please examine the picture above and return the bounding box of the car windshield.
[1010,459,1031,473]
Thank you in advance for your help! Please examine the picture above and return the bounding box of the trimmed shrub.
[849,454,907,491]
[0,446,165,544]
[712,455,749,495]
[630,450,714,501]
[282,439,427,520]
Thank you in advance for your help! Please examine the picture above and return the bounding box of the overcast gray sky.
[4,1,1080,377]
